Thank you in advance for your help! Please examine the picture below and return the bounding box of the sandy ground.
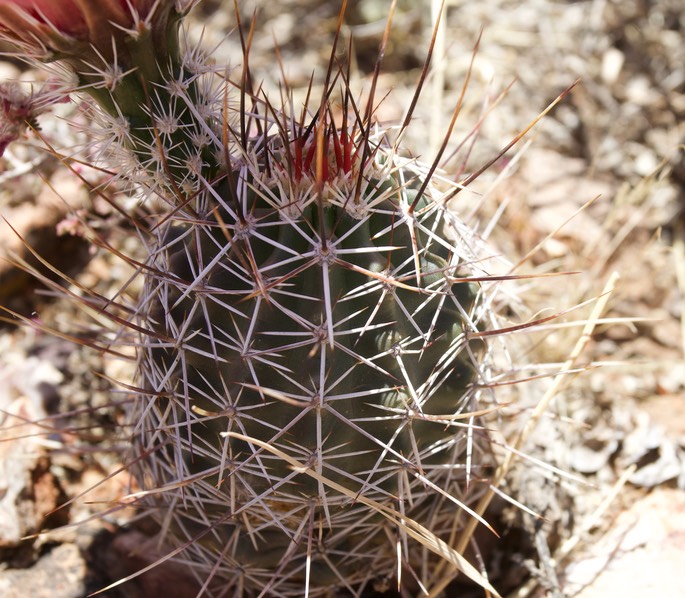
[1,1,683,596]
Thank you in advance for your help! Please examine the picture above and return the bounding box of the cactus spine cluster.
[1,1,517,596]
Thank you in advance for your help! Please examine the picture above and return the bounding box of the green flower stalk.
[0,0,211,188]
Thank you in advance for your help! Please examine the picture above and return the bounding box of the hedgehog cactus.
[134,110,497,593]
[1,1,520,595]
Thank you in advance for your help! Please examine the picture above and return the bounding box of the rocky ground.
[1,0,683,596]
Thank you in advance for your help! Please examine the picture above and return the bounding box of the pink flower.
[0,0,88,36]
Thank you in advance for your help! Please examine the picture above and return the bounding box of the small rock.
[0,543,86,598]
[564,488,685,597]
[0,395,66,549]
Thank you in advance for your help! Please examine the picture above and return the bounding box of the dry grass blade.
[428,272,620,596]
[674,228,685,358]
[222,431,501,596]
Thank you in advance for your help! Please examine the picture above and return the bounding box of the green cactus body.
[131,119,496,594]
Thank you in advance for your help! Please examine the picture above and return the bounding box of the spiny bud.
[0,0,178,60]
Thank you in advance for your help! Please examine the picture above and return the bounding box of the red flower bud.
[0,0,176,60]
